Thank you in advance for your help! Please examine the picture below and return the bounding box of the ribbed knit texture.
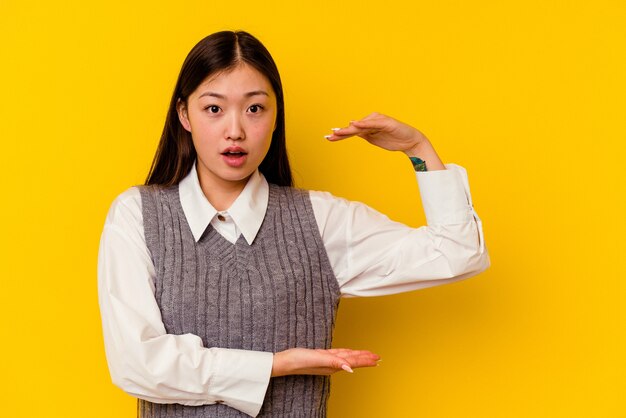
[137,183,341,418]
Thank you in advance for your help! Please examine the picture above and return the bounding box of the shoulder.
[104,186,143,229]
[307,189,351,210]
[306,189,362,230]
[307,188,396,231]
[100,187,154,268]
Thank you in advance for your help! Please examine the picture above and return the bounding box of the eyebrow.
[198,90,270,99]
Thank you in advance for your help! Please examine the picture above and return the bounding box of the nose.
[225,113,245,141]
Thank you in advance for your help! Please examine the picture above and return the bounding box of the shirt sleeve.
[309,163,490,297]
[97,187,273,417]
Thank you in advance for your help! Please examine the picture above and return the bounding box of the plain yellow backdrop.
[1,1,624,417]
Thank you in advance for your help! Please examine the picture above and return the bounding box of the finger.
[316,350,373,368]
[325,348,340,354]
[324,126,377,141]
[324,124,358,139]
[341,364,355,373]
[326,348,373,356]
[341,350,380,360]
[350,117,392,131]
[323,355,353,372]
[330,350,381,366]
[301,350,380,374]
[324,132,355,142]
[325,117,375,136]
[332,349,381,360]
[340,353,381,367]
[326,348,353,354]
[328,348,374,356]
[343,350,381,361]
[324,113,390,140]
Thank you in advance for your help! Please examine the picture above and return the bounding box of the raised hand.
[271,348,381,377]
[325,112,446,171]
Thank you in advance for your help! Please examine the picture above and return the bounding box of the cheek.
[190,119,220,143]
[251,119,275,140]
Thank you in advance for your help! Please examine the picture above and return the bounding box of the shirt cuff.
[210,349,273,417]
[415,163,474,225]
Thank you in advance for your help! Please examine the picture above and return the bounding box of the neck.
[197,173,250,212]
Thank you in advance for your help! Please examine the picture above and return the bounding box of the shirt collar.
[178,161,269,244]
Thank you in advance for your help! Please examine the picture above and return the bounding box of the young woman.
[98,30,490,418]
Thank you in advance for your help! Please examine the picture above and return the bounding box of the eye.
[248,104,264,113]
[205,105,221,114]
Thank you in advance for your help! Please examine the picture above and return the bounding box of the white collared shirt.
[97,162,490,417]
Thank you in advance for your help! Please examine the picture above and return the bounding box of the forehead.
[194,64,274,98]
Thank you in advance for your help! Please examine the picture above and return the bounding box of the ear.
[176,98,192,132]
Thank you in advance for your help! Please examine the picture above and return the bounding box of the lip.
[221,146,247,155]
[221,146,248,168]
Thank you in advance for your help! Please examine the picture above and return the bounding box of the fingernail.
[324,135,332,139]
[341,364,354,373]
[331,127,341,131]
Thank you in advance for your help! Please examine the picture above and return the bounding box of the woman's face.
[178,63,277,193]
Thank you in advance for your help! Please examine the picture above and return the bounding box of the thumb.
[330,357,354,373]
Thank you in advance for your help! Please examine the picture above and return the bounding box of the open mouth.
[221,146,248,157]
[221,147,248,167]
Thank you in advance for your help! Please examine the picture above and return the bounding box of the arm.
[97,188,380,413]
[317,113,490,296]
[97,188,272,416]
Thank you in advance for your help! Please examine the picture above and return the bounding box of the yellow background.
[1,1,624,417]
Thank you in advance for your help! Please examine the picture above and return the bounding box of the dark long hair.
[145,31,292,187]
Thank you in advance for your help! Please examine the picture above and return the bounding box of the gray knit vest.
[137,183,341,418]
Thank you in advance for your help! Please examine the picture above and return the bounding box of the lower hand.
[271,348,380,377]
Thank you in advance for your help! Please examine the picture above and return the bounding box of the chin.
[221,170,255,183]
